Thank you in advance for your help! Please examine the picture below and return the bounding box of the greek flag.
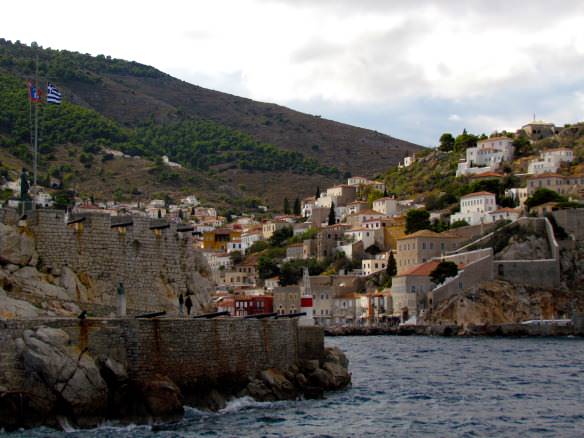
[47,83,62,104]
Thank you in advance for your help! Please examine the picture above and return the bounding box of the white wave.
[57,416,76,433]
[219,396,279,414]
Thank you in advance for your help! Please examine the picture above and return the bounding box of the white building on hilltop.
[527,148,574,175]
[450,191,497,226]
[456,137,514,177]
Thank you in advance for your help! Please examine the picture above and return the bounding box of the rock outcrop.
[15,327,108,427]
[0,223,37,266]
[241,346,351,403]
[427,280,584,326]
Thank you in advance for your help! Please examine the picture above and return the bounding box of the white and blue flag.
[47,83,62,104]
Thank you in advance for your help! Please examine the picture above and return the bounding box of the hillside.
[0,39,422,206]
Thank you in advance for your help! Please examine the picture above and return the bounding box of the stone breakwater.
[0,318,350,431]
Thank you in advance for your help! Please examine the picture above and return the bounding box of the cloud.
[2,0,584,146]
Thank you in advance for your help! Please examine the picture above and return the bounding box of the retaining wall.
[0,318,323,391]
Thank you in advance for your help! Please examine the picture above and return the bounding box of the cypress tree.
[328,202,336,225]
[293,197,301,216]
[283,197,290,214]
[315,186,321,199]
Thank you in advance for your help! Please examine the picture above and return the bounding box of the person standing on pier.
[178,293,184,316]
[185,295,193,316]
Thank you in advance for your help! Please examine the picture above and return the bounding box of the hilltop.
[0,39,422,207]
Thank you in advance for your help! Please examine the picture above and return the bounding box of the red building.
[234,296,273,316]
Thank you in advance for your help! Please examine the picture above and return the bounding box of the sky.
[2,0,584,146]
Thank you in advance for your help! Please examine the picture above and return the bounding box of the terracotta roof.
[336,292,362,300]
[398,260,463,277]
[461,191,496,199]
[399,229,461,239]
[470,172,504,178]
[398,261,441,277]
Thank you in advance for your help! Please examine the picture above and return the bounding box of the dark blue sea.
[3,336,584,437]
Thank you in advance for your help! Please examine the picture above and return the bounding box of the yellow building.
[203,229,241,252]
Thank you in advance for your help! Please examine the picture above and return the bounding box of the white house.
[344,227,381,250]
[527,148,574,174]
[487,208,521,223]
[180,195,199,207]
[241,231,262,253]
[372,197,400,216]
[457,137,514,177]
[162,155,182,168]
[450,191,497,226]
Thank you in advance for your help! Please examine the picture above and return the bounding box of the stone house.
[361,252,389,276]
[273,285,301,315]
[520,120,557,140]
[527,173,584,197]
[286,243,304,260]
[331,293,364,325]
[395,230,463,274]
[391,260,440,320]
[347,200,368,215]
[311,224,351,261]
[345,209,387,226]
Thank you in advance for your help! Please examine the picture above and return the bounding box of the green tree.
[269,226,293,247]
[405,209,431,234]
[525,188,567,210]
[454,129,478,153]
[430,261,459,285]
[439,133,455,152]
[53,190,75,210]
[230,250,243,265]
[293,197,301,216]
[328,202,336,225]
[450,219,470,229]
[512,134,532,158]
[249,240,268,253]
[283,197,290,214]
[258,256,279,279]
[386,251,397,277]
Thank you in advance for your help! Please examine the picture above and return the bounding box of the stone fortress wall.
[1,209,213,315]
[0,318,323,393]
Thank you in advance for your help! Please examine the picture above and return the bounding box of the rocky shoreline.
[325,321,584,337]
[0,325,351,431]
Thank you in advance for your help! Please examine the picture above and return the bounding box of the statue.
[19,168,30,202]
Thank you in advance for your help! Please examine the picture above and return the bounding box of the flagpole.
[33,53,38,190]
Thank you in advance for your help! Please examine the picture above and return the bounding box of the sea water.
[4,336,584,437]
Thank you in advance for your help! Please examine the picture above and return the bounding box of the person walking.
[185,295,193,316]
[178,293,184,316]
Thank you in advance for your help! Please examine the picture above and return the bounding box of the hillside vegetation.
[0,38,422,205]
